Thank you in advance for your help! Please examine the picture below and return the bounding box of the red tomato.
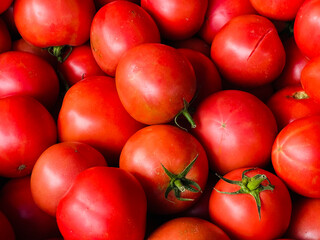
[211,14,286,88]
[57,75,145,166]
[0,18,11,53]
[90,1,160,76]
[13,0,96,48]
[267,85,320,130]
[148,217,231,240]
[0,0,13,14]
[249,0,305,20]
[0,210,15,240]
[57,44,105,87]
[0,176,60,240]
[198,0,257,44]
[285,196,320,239]
[31,142,107,216]
[56,166,147,240]
[300,56,320,102]
[272,115,320,198]
[294,0,320,59]
[119,124,209,215]
[192,90,278,174]
[94,0,139,9]
[209,168,292,240]
[0,96,57,178]
[169,37,211,57]
[116,43,196,126]
[141,0,208,40]
[0,51,60,110]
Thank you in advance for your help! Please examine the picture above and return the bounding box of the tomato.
[211,14,286,88]
[0,176,60,240]
[294,0,320,59]
[0,0,13,14]
[192,90,278,174]
[148,217,231,240]
[141,0,208,40]
[119,124,209,215]
[115,43,196,126]
[90,0,160,76]
[0,51,60,110]
[285,196,320,239]
[0,210,15,240]
[57,75,145,166]
[57,44,105,87]
[267,85,320,130]
[94,0,140,9]
[198,0,257,44]
[249,0,305,20]
[169,37,211,57]
[300,56,320,102]
[0,18,11,53]
[0,96,57,178]
[209,168,292,240]
[272,115,320,198]
[13,0,96,48]
[31,142,107,216]
[56,166,147,240]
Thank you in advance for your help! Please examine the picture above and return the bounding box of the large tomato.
[300,56,320,102]
[0,96,57,178]
[272,115,320,198]
[211,14,286,88]
[0,18,11,53]
[209,168,292,240]
[192,90,278,174]
[119,124,209,215]
[56,166,147,240]
[30,142,107,216]
[90,0,160,76]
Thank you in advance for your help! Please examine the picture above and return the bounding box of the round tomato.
[0,210,15,240]
[94,0,140,9]
[56,166,147,240]
[300,56,320,102]
[0,18,11,53]
[272,115,320,198]
[209,168,292,240]
[211,14,286,88]
[0,96,57,178]
[31,142,107,216]
[192,90,278,174]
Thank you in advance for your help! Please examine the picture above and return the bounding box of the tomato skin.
[0,0,13,14]
[272,115,320,198]
[0,96,57,178]
[0,51,60,110]
[192,90,278,174]
[94,0,140,9]
[0,18,11,53]
[211,14,285,88]
[116,43,196,125]
[90,1,160,76]
[169,37,211,57]
[57,75,145,166]
[148,217,231,240]
[209,168,292,240]
[0,210,15,240]
[56,166,147,240]
[300,56,320,102]
[119,124,209,215]
[13,0,96,48]
[31,142,107,216]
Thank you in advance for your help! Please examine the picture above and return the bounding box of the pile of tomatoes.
[0,0,320,239]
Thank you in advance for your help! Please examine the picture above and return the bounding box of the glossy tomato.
[0,18,11,53]
[209,168,292,240]
[90,0,160,76]
[0,210,15,240]
[192,90,278,174]
[300,56,320,102]
[0,96,57,178]
[56,166,147,240]
[31,142,107,216]
[272,115,320,198]
[119,124,209,215]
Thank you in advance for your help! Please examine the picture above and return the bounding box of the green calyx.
[174,99,196,131]
[48,45,73,63]
[214,168,274,220]
[161,154,202,202]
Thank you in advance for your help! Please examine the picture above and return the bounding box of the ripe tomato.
[56,166,147,240]
[31,142,107,216]
[0,210,15,240]
[90,0,160,76]
[116,43,196,126]
[0,0,13,14]
[141,0,208,40]
[94,0,140,9]
[0,96,57,178]
[211,14,286,88]
[119,124,209,215]
[209,168,292,240]
[272,115,320,198]
[0,18,11,53]
[192,90,278,174]
[300,56,320,102]
[57,75,145,166]
[148,217,231,240]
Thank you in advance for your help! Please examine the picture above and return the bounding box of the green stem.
[174,99,196,131]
